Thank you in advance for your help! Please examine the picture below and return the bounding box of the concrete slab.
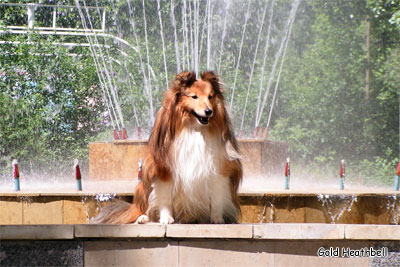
[179,240,274,267]
[253,223,345,240]
[0,198,23,224]
[0,225,74,240]
[89,141,148,180]
[345,225,400,240]
[89,139,288,180]
[166,224,253,239]
[305,197,327,223]
[84,241,178,267]
[270,196,306,223]
[273,240,371,267]
[22,197,63,224]
[75,224,166,238]
[63,199,88,224]
[240,197,262,223]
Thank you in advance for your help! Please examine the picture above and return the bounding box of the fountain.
[1,1,400,266]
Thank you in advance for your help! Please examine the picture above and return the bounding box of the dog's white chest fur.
[169,128,234,223]
[172,128,220,183]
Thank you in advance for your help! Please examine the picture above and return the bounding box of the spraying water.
[256,0,300,127]
[229,0,251,109]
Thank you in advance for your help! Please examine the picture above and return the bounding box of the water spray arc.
[229,0,251,109]
[170,0,181,73]
[255,0,300,128]
[240,1,269,133]
[216,2,228,74]
[142,0,155,125]
[255,0,275,126]
[72,0,303,137]
[157,0,169,89]
[75,0,127,139]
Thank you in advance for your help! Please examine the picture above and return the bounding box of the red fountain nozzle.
[340,160,345,178]
[137,126,142,140]
[262,127,269,140]
[138,158,143,180]
[12,159,19,179]
[74,159,81,180]
[113,129,119,140]
[253,127,259,138]
[285,158,290,177]
[122,128,128,140]
[396,162,400,176]
[257,127,264,139]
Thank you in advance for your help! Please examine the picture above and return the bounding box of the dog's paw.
[136,215,150,224]
[159,215,175,224]
[210,214,225,224]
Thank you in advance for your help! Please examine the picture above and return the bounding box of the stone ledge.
[253,223,345,239]
[0,225,74,240]
[75,224,166,238]
[2,224,400,241]
[166,224,253,238]
[345,224,400,240]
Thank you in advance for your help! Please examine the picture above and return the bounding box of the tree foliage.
[0,0,399,185]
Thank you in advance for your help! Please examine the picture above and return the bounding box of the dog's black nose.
[205,108,213,117]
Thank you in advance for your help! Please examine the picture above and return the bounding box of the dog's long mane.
[147,71,239,184]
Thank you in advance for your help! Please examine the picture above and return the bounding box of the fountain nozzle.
[396,162,400,176]
[12,159,20,191]
[113,129,120,140]
[138,158,143,181]
[339,160,345,190]
[122,128,128,140]
[284,158,290,190]
[74,159,82,191]
[252,127,259,138]
[394,162,400,191]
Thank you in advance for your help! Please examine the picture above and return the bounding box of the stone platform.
[1,224,400,266]
[89,138,289,180]
[1,190,400,225]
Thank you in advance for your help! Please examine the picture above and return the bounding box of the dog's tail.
[90,200,142,224]
[90,182,149,224]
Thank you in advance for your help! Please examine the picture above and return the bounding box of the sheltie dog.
[92,71,242,224]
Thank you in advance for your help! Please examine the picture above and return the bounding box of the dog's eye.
[192,95,198,99]
[208,95,213,100]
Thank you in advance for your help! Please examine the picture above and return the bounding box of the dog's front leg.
[153,179,175,224]
[209,175,234,224]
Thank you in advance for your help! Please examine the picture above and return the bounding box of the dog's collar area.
[191,110,209,125]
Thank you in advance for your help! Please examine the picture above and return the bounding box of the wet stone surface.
[0,241,83,266]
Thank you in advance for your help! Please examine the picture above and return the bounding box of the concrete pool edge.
[1,223,400,240]
[3,192,400,225]
[2,224,400,266]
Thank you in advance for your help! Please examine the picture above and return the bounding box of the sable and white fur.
[92,71,242,224]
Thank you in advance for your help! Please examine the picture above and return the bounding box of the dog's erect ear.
[201,71,222,93]
[200,71,218,83]
[176,71,196,87]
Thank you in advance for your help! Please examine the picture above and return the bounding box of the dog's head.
[172,71,223,126]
